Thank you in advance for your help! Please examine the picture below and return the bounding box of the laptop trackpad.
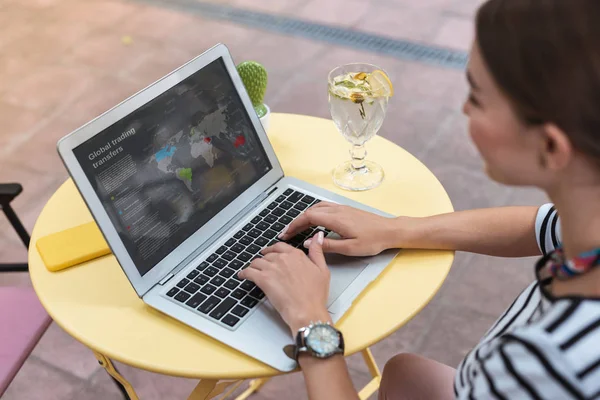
[326,254,369,308]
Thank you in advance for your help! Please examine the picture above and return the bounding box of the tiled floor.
[0,0,550,398]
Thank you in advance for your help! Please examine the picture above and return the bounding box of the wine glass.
[328,63,391,191]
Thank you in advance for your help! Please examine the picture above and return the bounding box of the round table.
[29,113,454,400]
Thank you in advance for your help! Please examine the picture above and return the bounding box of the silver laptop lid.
[57,44,284,297]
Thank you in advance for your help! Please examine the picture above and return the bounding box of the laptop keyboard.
[163,188,331,330]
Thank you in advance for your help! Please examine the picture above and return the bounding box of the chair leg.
[2,204,30,248]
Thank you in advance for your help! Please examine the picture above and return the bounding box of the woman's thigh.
[378,353,456,400]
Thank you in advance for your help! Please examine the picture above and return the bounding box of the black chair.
[0,183,30,272]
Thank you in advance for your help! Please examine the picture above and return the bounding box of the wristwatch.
[294,321,345,360]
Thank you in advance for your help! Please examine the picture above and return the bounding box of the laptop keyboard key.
[210,298,237,320]
[210,276,225,286]
[201,284,217,295]
[248,228,262,238]
[198,296,220,314]
[166,287,179,297]
[215,246,227,255]
[207,254,218,262]
[184,282,200,294]
[215,288,231,299]
[219,267,235,278]
[175,291,191,303]
[213,258,227,269]
[194,275,210,285]
[288,192,303,203]
[256,221,270,231]
[276,195,286,202]
[263,229,278,239]
[302,195,315,204]
[240,236,253,246]
[242,223,253,231]
[251,216,261,224]
[231,243,245,253]
[204,266,218,277]
[229,259,244,270]
[238,252,252,262]
[279,215,293,225]
[246,244,261,254]
[186,293,207,308]
[240,280,256,291]
[197,261,209,271]
[241,296,258,308]
[293,202,308,211]
[254,237,269,247]
[234,230,245,239]
[272,208,285,217]
[222,251,236,261]
[177,278,190,288]
[280,200,293,210]
[249,287,265,299]
[225,238,236,246]
[222,314,240,327]
[271,222,285,232]
[224,279,239,290]
[287,209,301,218]
[232,289,247,300]
[259,209,269,217]
[267,201,278,209]
[264,215,278,224]
[232,305,249,318]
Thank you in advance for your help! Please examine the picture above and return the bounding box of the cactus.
[236,61,268,118]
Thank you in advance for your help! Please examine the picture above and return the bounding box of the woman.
[239,0,600,398]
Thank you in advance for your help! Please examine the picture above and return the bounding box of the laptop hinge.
[159,273,175,286]
[162,182,281,280]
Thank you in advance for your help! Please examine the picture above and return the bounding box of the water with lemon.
[328,71,389,145]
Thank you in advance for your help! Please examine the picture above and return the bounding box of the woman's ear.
[538,123,573,171]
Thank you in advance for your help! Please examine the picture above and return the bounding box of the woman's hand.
[279,202,401,256]
[238,231,332,334]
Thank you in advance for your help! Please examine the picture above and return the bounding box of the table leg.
[234,378,269,400]
[358,348,382,400]
[187,377,269,400]
[93,351,139,400]
[188,379,241,400]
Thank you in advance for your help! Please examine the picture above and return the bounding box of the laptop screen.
[73,58,272,276]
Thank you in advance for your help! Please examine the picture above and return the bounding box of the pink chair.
[0,287,51,394]
[0,183,52,395]
[0,184,130,398]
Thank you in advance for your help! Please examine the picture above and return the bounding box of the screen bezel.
[57,44,284,297]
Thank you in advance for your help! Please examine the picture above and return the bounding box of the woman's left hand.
[238,231,332,334]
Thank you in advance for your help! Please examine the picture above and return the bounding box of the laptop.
[57,43,399,371]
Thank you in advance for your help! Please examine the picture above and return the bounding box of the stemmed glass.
[328,63,391,191]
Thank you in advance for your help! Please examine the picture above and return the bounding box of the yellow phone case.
[36,221,111,272]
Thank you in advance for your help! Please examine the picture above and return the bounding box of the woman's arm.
[393,206,541,257]
[282,204,542,258]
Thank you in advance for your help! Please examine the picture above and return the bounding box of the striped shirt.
[454,204,600,399]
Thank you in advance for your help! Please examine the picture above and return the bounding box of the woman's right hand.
[279,202,403,256]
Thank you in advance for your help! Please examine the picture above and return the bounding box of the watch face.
[306,325,340,356]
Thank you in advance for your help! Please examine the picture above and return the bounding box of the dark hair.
[476,0,600,159]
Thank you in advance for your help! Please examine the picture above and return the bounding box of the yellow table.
[28,113,454,399]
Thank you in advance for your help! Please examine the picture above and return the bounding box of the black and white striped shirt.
[454,204,600,399]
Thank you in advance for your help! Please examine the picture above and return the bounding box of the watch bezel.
[295,322,345,360]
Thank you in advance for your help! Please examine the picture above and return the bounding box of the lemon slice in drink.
[366,70,394,97]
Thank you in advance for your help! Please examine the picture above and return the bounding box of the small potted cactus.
[236,61,270,132]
